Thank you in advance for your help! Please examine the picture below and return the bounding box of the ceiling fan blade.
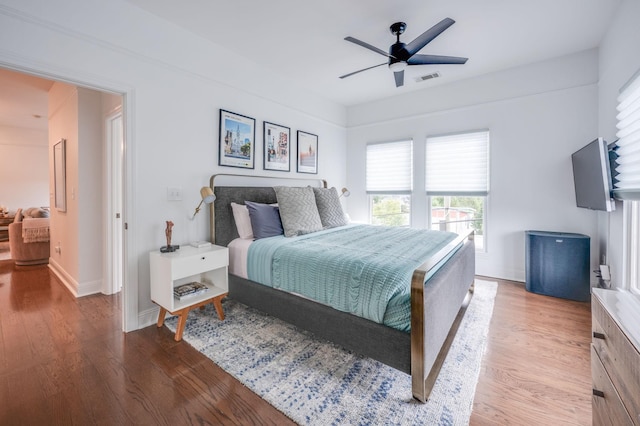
[344,36,393,58]
[339,63,387,79]
[394,70,404,87]
[407,54,468,65]
[405,18,455,57]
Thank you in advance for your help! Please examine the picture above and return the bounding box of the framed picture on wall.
[53,138,67,212]
[263,121,290,172]
[297,130,318,174]
[218,109,255,169]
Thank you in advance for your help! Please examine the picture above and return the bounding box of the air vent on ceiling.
[415,71,441,82]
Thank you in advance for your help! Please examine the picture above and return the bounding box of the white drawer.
[171,248,227,278]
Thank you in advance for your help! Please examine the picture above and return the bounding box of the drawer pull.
[201,257,206,260]
[592,389,605,398]
[592,331,606,340]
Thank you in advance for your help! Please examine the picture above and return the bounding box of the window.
[366,140,413,226]
[426,131,489,250]
[617,69,640,294]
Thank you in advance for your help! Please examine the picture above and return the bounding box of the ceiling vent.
[415,71,441,82]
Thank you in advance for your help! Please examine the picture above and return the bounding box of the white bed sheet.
[228,238,253,279]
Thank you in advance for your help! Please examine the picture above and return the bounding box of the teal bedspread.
[247,224,459,331]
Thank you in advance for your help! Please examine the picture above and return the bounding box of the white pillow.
[231,202,254,239]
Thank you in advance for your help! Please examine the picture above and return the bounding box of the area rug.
[165,279,497,425]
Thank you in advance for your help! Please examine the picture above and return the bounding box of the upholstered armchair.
[8,208,50,266]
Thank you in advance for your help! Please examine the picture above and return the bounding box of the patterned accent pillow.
[313,187,348,229]
[274,186,323,237]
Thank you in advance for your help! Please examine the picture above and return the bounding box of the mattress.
[240,224,460,331]
[228,237,252,278]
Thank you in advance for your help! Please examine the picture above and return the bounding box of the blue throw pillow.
[245,201,284,239]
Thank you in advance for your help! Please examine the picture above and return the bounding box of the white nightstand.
[150,244,229,341]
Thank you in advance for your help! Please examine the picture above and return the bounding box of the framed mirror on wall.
[54,138,66,212]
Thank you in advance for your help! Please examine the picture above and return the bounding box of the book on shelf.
[173,282,208,300]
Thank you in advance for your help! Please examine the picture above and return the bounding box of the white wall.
[0,126,48,210]
[598,0,640,288]
[0,0,347,329]
[347,50,600,282]
[48,81,80,286]
[77,88,104,290]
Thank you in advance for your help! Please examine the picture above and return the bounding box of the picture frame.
[219,109,255,169]
[263,121,291,172]
[53,138,66,212]
[297,130,318,174]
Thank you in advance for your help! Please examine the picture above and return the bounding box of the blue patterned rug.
[165,279,497,425]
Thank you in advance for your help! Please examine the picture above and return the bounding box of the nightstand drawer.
[171,248,228,278]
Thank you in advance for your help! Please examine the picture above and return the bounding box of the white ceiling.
[125,0,622,106]
[0,68,52,131]
[0,0,622,132]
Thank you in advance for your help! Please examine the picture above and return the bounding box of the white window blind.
[366,140,413,194]
[426,130,489,195]
[615,70,640,200]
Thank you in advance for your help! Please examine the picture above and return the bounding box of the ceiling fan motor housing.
[390,42,409,64]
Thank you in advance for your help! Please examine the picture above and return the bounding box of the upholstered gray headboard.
[212,186,277,247]
[208,174,327,247]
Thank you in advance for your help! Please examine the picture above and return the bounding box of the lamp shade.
[192,186,216,218]
[200,186,216,204]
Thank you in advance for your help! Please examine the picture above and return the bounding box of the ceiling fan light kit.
[388,61,406,72]
[341,18,468,88]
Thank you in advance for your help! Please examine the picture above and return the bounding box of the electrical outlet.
[600,265,611,281]
[167,186,182,201]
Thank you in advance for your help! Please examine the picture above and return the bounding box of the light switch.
[167,186,182,201]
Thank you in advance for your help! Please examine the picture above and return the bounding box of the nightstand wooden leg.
[174,309,190,342]
[213,295,226,321]
[157,307,168,327]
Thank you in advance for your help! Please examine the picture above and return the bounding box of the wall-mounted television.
[571,137,615,212]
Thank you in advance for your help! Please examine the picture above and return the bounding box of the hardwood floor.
[471,277,592,425]
[0,262,592,425]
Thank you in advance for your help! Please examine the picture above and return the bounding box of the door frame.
[104,107,124,296]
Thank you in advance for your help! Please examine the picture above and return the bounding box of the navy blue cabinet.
[525,230,591,302]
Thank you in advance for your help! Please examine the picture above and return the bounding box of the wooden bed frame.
[208,174,475,402]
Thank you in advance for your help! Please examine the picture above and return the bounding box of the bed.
[208,174,475,402]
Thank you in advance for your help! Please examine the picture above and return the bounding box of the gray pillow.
[313,187,348,229]
[273,186,323,237]
[245,201,284,239]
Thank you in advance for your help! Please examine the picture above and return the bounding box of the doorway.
[0,65,131,331]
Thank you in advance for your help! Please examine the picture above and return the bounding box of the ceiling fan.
[340,19,468,87]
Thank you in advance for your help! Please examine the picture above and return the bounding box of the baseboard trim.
[139,306,160,330]
[48,258,104,297]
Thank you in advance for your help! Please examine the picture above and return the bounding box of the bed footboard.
[411,231,475,402]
